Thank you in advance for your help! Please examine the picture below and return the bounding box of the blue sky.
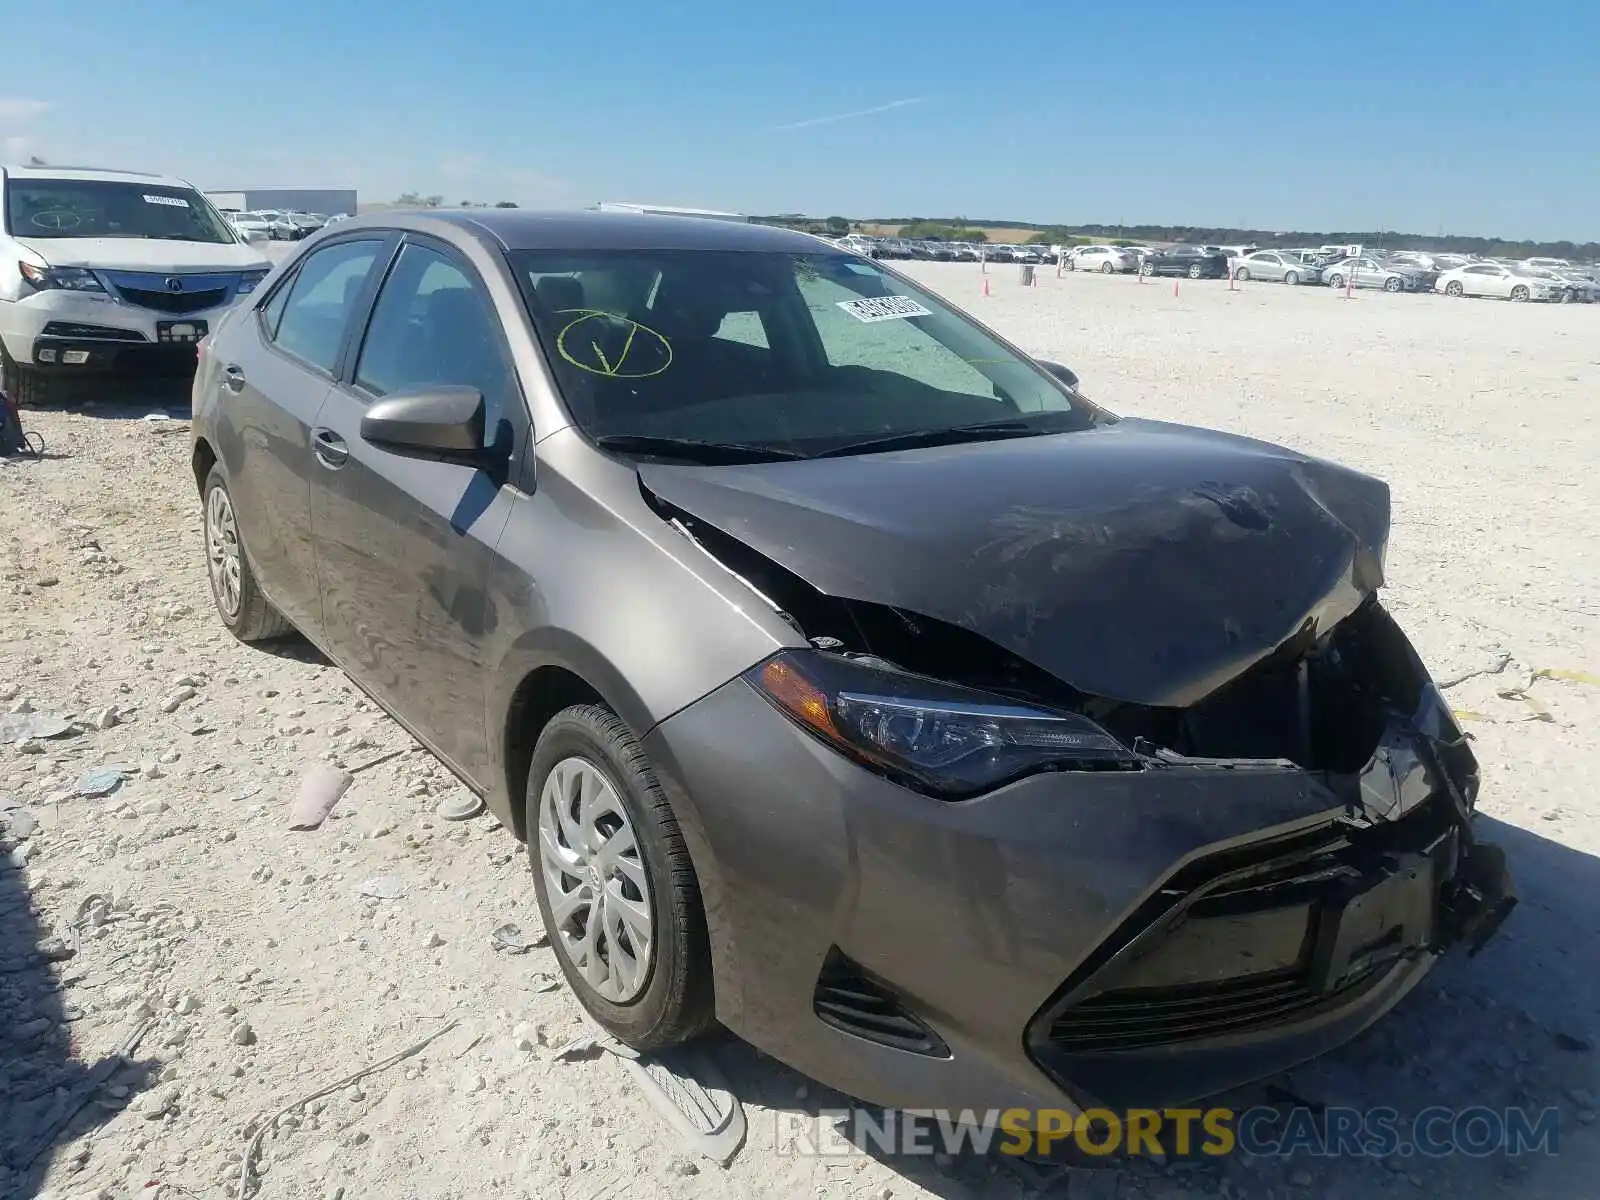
[5,0,1596,240]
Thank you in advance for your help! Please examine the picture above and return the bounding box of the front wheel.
[1327,273,1345,289]
[527,705,715,1050]
[1064,258,1076,271]
[1510,285,1529,302]
[203,467,293,642]
[1139,262,1154,277]
[1384,276,1403,292]
[1235,267,1251,282]
[1284,270,1300,285]
[1188,264,1203,279]
[0,344,56,408]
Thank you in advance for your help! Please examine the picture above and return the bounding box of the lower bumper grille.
[40,322,147,342]
[1048,964,1382,1053]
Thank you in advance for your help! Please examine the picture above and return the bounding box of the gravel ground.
[2,261,1598,1200]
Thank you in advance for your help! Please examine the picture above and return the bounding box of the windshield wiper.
[811,417,1060,459]
[594,434,806,464]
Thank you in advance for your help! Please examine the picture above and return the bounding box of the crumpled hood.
[16,236,269,273]
[639,417,1391,708]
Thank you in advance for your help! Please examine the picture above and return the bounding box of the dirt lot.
[3,264,1599,1200]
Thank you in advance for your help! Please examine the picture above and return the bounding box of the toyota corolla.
[190,210,1514,1119]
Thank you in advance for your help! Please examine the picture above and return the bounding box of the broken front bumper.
[643,675,1514,1116]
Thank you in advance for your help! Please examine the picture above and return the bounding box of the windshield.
[512,249,1104,457]
[3,178,239,243]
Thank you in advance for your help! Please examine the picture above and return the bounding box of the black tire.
[1327,273,1345,289]
[1188,264,1203,279]
[1510,285,1529,303]
[0,344,56,408]
[1139,261,1155,277]
[202,466,294,642]
[1064,257,1076,271]
[1445,281,1464,297]
[1284,270,1299,285]
[1236,267,1251,282]
[1384,276,1403,293]
[526,704,715,1051]
[1099,261,1114,274]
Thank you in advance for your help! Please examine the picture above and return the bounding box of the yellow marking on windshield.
[554,309,673,379]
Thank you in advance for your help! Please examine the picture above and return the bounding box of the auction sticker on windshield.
[837,295,934,323]
[143,194,190,207]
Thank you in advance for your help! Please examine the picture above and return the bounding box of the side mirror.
[360,386,506,473]
[1038,360,1080,390]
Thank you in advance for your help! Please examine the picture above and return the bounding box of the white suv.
[0,164,272,405]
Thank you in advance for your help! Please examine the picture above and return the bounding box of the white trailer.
[597,202,748,222]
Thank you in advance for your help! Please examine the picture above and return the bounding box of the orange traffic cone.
[982,278,990,297]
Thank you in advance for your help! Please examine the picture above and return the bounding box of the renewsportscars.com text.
[775,1105,1561,1160]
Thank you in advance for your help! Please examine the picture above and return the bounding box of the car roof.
[1,163,192,188]
[327,208,829,254]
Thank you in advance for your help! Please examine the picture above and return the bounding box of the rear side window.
[269,239,385,374]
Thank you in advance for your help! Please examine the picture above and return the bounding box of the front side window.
[3,178,239,244]
[354,242,513,427]
[270,239,385,374]
[511,249,1103,457]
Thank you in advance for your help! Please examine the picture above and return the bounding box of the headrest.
[535,275,585,317]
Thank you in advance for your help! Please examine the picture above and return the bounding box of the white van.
[0,164,272,404]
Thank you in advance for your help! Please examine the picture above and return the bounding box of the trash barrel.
[1019,263,1036,287]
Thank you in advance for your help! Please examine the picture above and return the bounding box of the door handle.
[222,364,246,393]
[311,427,349,470]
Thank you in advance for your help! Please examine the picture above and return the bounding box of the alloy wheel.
[205,485,243,620]
[538,756,654,1003]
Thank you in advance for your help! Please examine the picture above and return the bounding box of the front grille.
[813,949,950,1057]
[40,322,147,342]
[114,286,227,315]
[1048,964,1383,1053]
[1031,791,1460,1067]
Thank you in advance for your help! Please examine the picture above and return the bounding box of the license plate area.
[157,320,208,344]
[1307,851,1438,993]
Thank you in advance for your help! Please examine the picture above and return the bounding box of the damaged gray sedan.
[191,210,1515,1117]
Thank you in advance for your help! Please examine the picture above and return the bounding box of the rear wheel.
[203,467,293,642]
[527,704,715,1050]
[1099,261,1114,274]
[1327,272,1345,289]
[1445,281,1464,297]
[1188,264,1203,279]
[1139,261,1154,277]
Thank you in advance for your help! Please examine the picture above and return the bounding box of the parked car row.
[831,233,1600,304]
[221,208,346,241]
[836,235,1061,264]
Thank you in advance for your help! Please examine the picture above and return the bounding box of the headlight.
[745,650,1139,798]
[236,269,270,295]
[18,263,106,293]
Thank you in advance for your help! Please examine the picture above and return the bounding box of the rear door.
[212,235,392,638]
[308,234,526,784]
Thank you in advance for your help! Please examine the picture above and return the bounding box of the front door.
[308,236,525,785]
